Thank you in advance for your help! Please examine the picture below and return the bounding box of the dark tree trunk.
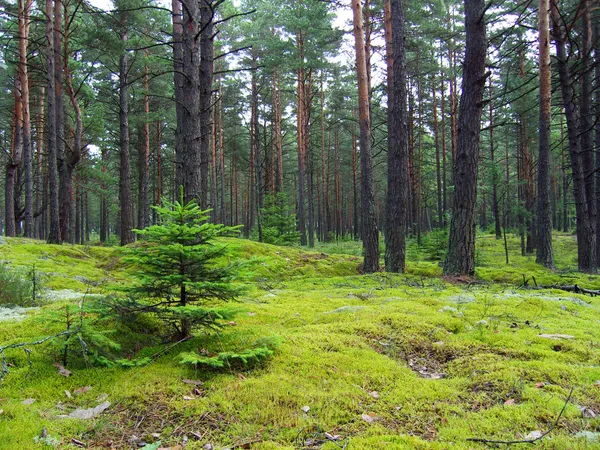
[5,87,21,238]
[385,0,408,273]
[273,69,283,194]
[247,65,258,237]
[211,92,218,222]
[444,0,487,276]
[595,19,600,262]
[296,34,307,245]
[352,0,380,272]
[62,11,82,244]
[580,0,595,236]
[351,126,359,240]
[100,146,108,243]
[254,70,263,242]
[176,0,201,203]
[441,70,447,224]
[218,83,226,223]
[46,0,60,244]
[199,0,214,209]
[433,73,443,228]
[552,0,596,271]
[138,58,150,229]
[489,80,501,239]
[172,0,184,197]
[305,72,314,247]
[34,88,44,239]
[54,0,66,243]
[561,116,568,232]
[20,0,33,237]
[119,31,135,246]
[320,81,329,242]
[75,181,81,244]
[536,0,554,268]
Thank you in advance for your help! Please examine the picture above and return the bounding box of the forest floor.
[1,233,600,449]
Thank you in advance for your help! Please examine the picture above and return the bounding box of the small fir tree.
[122,191,242,340]
[258,193,300,246]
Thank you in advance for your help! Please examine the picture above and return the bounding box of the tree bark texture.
[552,0,596,271]
[385,0,408,273]
[352,0,380,273]
[119,30,135,246]
[536,0,554,268]
[176,0,201,203]
[444,0,487,276]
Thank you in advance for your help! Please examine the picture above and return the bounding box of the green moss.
[0,233,600,448]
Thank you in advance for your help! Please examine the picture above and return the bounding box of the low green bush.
[0,264,43,306]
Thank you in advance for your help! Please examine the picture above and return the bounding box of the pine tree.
[122,190,242,340]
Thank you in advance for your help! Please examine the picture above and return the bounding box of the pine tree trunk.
[305,71,315,247]
[444,0,487,276]
[552,0,596,271]
[119,30,135,246]
[46,0,60,244]
[273,69,283,194]
[580,0,596,262]
[595,19,600,262]
[63,12,82,244]
[20,0,34,237]
[489,80,501,239]
[54,0,66,243]
[433,73,443,228]
[296,35,307,245]
[247,66,258,237]
[385,0,408,273]
[417,60,424,242]
[218,78,226,223]
[138,57,150,229]
[5,87,22,238]
[199,0,214,209]
[536,0,554,267]
[154,120,163,223]
[320,80,330,242]
[100,146,108,243]
[211,90,219,222]
[440,70,447,223]
[172,0,184,196]
[35,88,45,239]
[334,128,342,239]
[352,0,379,273]
[75,181,81,244]
[560,115,568,232]
[177,0,201,203]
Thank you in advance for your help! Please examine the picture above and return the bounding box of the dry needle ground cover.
[1,234,600,449]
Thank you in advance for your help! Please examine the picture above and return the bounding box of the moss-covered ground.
[1,233,600,449]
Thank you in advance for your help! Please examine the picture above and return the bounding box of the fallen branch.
[466,387,574,446]
[540,285,600,297]
[522,281,600,297]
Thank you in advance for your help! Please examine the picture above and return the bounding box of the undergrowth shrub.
[256,193,300,246]
[179,336,281,370]
[418,228,448,262]
[0,264,44,306]
[41,301,151,369]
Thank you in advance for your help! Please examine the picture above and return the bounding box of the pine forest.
[0,0,600,448]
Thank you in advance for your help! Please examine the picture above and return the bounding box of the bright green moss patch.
[0,238,123,291]
[0,234,600,448]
